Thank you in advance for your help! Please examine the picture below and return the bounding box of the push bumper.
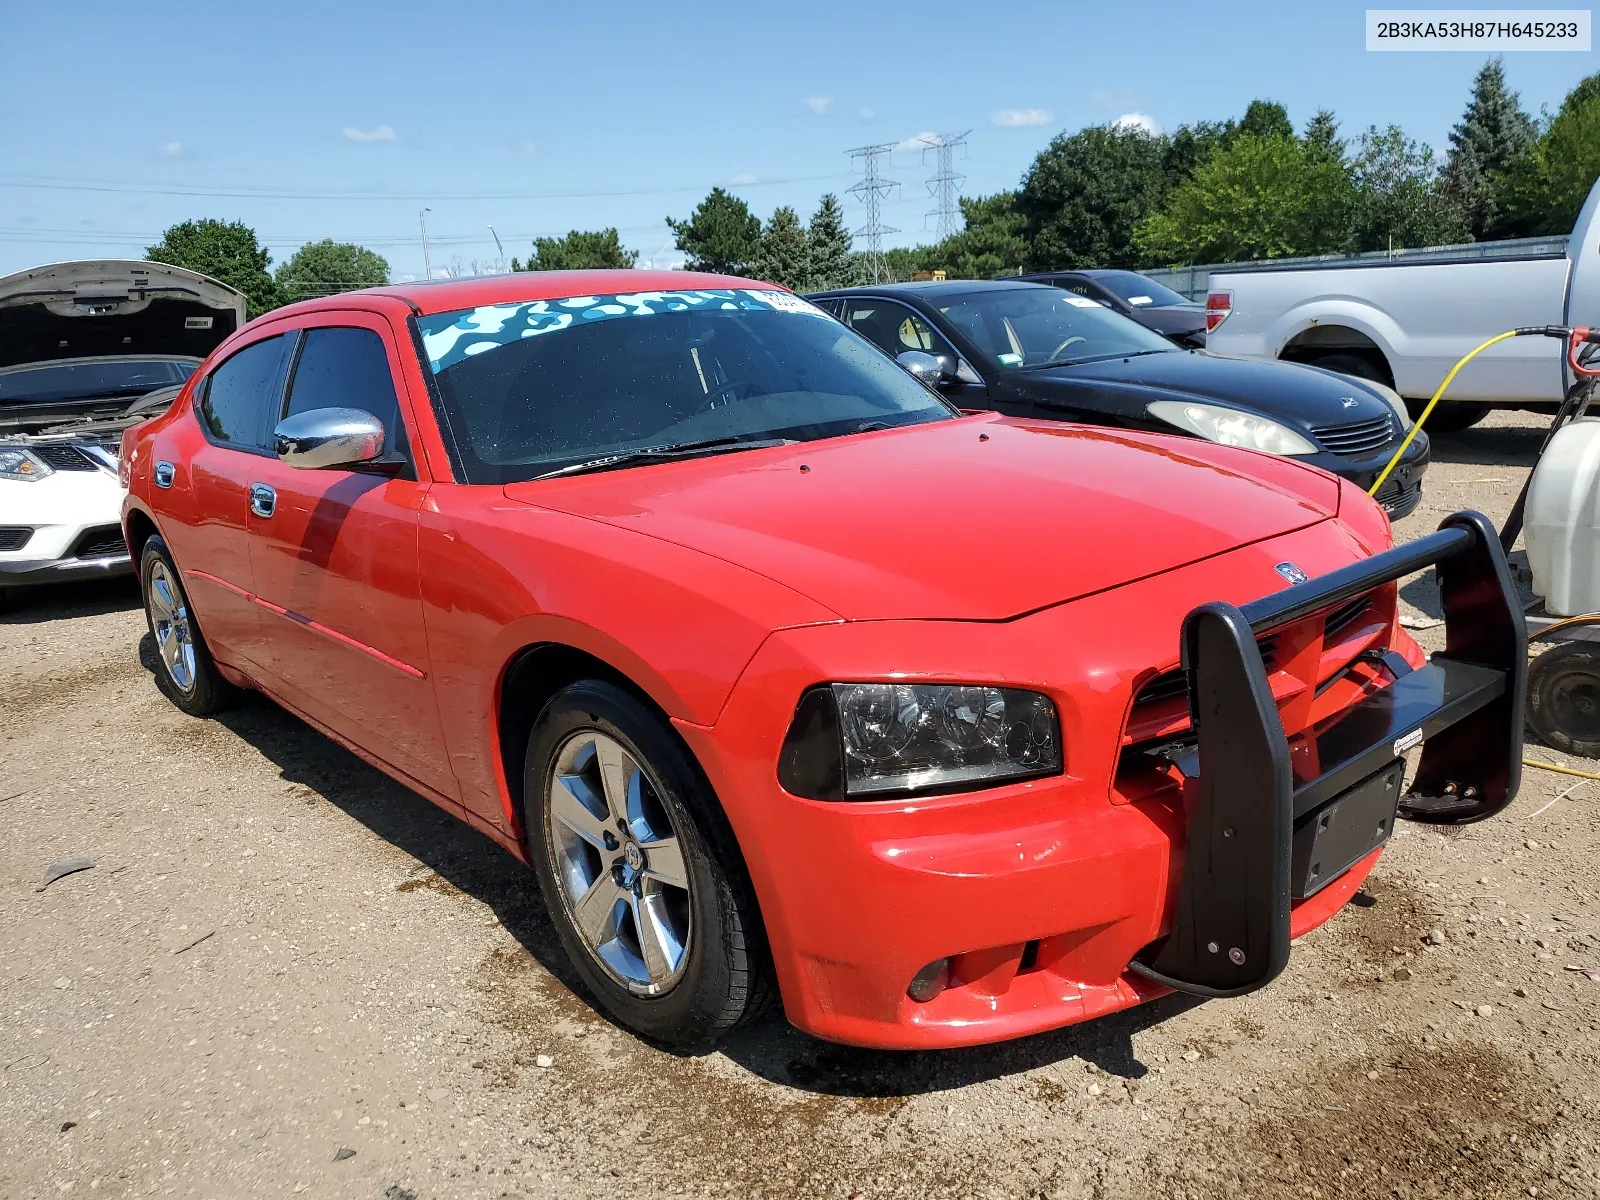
[1130,510,1524,996]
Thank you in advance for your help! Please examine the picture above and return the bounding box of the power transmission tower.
[846,142,899,282]
[919,131,970,240]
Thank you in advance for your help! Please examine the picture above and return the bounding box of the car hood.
[0,260,245,371]
[1007,350,1394,432]
[504,415,1339,621]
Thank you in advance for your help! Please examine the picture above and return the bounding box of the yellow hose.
[1523,757,1600,781]
[1367,330,1521,498]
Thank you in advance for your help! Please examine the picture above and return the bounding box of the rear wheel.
[523,681,769,1048]
[1527,642,1600,758]
[140,536,236,716]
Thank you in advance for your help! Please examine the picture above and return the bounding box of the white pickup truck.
[1206,177,1600,430]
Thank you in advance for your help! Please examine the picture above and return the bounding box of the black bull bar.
[1130,511,1525,999]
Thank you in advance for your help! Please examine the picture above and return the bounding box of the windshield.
[936,287,1178,369]
[416,288,954,483]
[1090,271,1192,308]
[0,359,196,404]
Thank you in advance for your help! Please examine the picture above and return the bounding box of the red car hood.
[504,416,1339,621]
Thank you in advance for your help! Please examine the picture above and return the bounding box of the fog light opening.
[907,958,950,1003]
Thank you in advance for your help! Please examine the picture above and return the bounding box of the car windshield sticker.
[1128,296,1152,305]
[1062,296,1101,308]
[416,289,827,373]
[997,351,1024,365]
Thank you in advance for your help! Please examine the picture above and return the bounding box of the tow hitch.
[1129,509,1524,998]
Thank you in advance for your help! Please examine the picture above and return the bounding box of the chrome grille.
[1310,414,1394,456]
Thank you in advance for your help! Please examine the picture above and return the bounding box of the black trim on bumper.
[1129,510,1524,999]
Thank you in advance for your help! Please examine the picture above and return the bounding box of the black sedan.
[1017,268,1208,347]
[807,280,1429,518]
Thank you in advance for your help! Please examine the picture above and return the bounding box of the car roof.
[265,270,781,320]
[808,279,1057,301]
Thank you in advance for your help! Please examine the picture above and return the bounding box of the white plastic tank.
[1526,416,1600,615]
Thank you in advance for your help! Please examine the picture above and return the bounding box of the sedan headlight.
[1147,400,1318,456]
[778,682,1062,800]
[0,448,54,481]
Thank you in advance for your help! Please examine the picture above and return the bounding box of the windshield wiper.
[1026,348,1174,370]
[534,435,797,480]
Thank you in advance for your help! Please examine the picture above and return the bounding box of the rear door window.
[283,326,410,465]
[199,334,293,450]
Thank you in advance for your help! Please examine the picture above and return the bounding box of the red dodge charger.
[122,271,1524,1050]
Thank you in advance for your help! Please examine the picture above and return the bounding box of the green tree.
[1303,109,1346,164]
[666,187,762,276]
[805,193,855,290]
[274,239,390,304]
[1016,123,1170,269]
[909,192,1028,279]
[751,206,809,290]
[145,219,280,317]
[1494,72,1600,237]
[510,228,637,272]
[1443,58,1537,237]
[1134,133,1357,264]
[1238,99,1295,141]
[1349,125,1467,251]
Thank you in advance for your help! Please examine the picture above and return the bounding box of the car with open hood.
[0,260,245,597]
[808,279,1431,519]
[122,270,1522,1050]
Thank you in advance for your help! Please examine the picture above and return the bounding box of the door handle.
[154,460,175,489]
[249,483,277,518]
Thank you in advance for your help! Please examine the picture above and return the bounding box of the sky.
[1,1,1595,283]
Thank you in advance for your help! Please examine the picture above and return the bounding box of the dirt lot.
[5,410,1600,1200]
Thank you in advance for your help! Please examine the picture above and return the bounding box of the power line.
[845,143,899,283]
[918,131,970,241]
[0,170,855,203]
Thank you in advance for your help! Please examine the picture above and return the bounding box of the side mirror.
[896,350,956,384]
[273,407,386,470]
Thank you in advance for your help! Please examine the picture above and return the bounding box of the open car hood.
[0,260,245,370]
[506,416,1341,621]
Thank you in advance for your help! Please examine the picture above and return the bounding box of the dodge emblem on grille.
[1274,561,1310,585]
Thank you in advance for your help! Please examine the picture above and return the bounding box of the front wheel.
[140,536,236,716]
[1527,642,1600,758]
[523,681,770,1048]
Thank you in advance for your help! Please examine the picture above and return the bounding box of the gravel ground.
[4,410,1600,1200]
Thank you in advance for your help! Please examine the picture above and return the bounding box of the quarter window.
[283,327,410,464]
[199,334,293,450]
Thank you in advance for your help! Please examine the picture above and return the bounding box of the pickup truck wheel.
[140,536,236,717]
[1404,399,1490,432]
[524,681,771,1049]
[1527,643,1600,758]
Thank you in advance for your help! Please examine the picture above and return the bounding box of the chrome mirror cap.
[895,350,944,381]
[273,407,385,470]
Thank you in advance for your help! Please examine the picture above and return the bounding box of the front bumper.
[680,510,1521,1049]
[0,470,132,587]
[1304,431,1431,520]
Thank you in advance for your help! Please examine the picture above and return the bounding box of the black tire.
[1310,352,1390,388]
[1527,642,1600,758]
[1403,398,1491,433]
[140,535,237,716]
[523,680,771,1049]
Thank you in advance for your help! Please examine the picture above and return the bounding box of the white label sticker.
[1393,728,1424,756]
[185,316,214,329]
[1063,296,1100,308]
[752,289,826,316]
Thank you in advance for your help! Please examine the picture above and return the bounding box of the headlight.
[0,448,54,481]
[778,682,1062,800]
[1147,400,1318,456]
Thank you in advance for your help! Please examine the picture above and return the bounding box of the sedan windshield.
[0,359,196,404]
[936,287,1177,369]
[416,289,954,483]
[1090,271,1192,308]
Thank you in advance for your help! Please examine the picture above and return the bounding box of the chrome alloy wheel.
[546,730,693,995]
[147,559,197,694]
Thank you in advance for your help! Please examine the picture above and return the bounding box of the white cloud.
[894,130,941,152]
[805,95,833,115]
[1112,112,1162,136]
[723,173,760,187]
[992,108,1052,128]
[160,140,185,157]
[856,106,876,123]
[343,124,397,143]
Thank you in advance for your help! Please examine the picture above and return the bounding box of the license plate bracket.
[1292,758,1403,899]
